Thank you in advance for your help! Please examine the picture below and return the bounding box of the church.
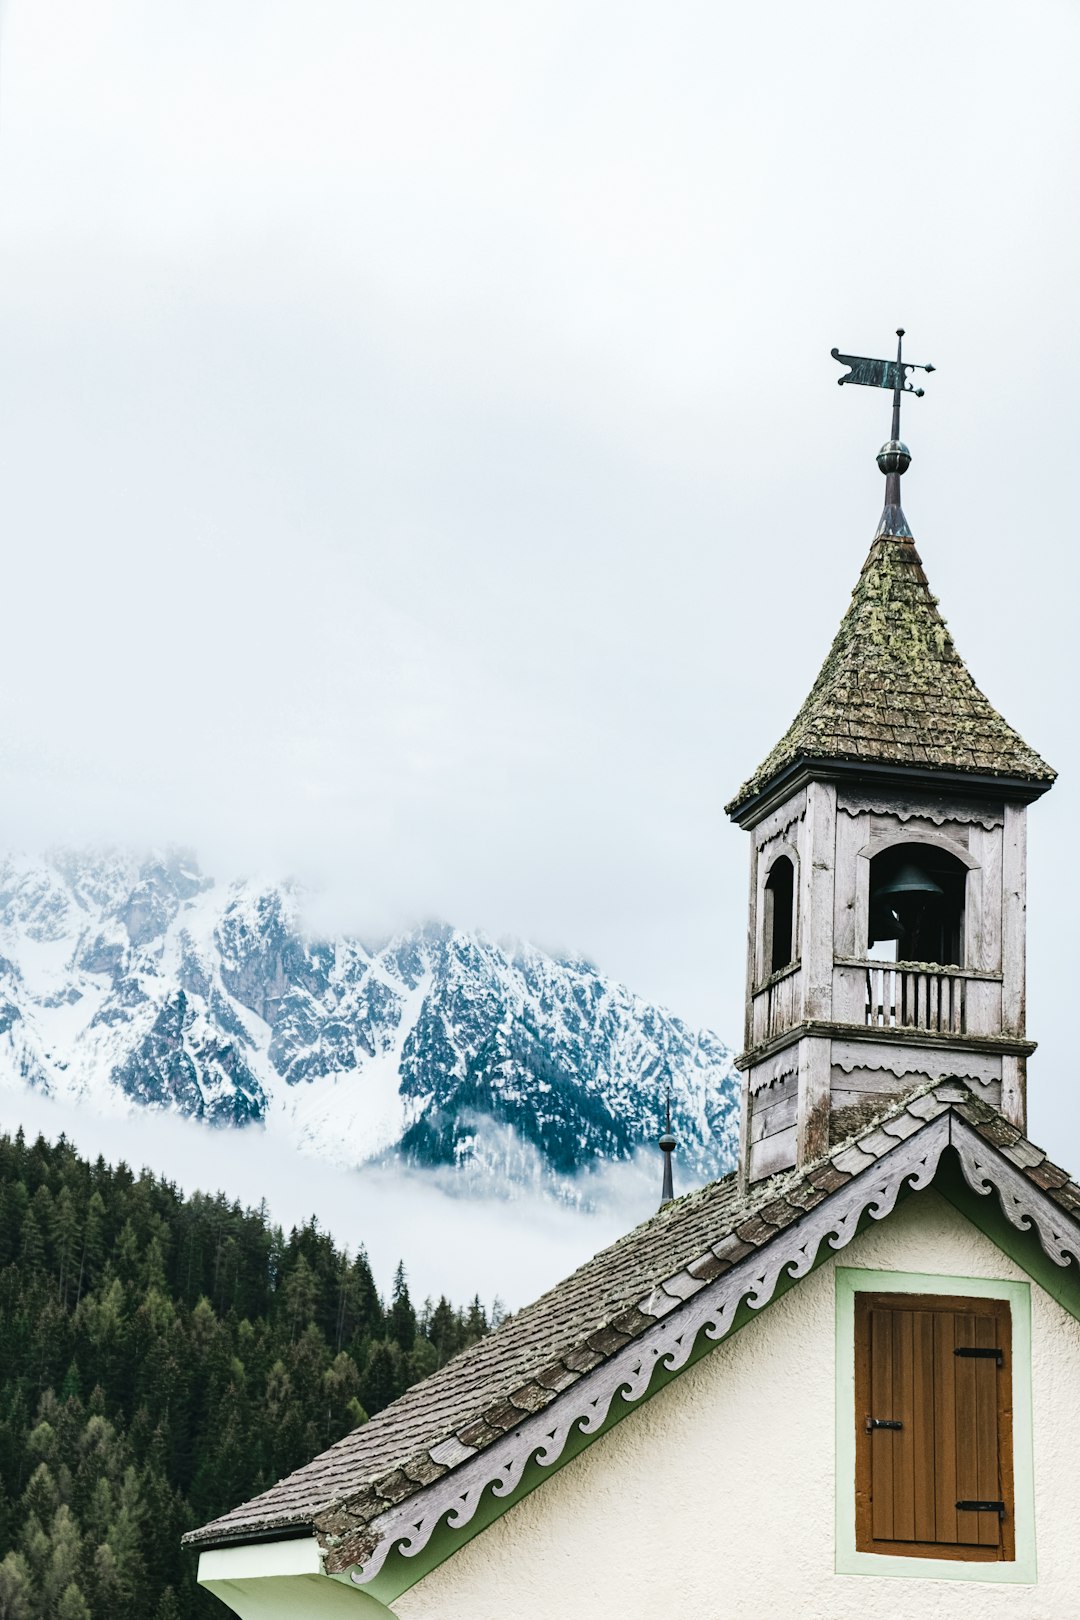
[184,340,1080,1616]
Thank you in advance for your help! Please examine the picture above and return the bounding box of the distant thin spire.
[659,1087,676,1208]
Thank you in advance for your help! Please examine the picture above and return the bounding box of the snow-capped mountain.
[0,850,739,1193]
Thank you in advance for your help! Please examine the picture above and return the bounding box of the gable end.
[333,1098,1080,1596]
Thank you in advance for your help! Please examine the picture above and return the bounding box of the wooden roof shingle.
[184,1079,1080,1580]
[726,532,1055,816]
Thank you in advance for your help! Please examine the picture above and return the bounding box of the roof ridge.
[186,1076,1080,1570]
[319,1082,1080,1583]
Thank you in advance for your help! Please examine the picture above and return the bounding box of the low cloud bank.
[0,1088,682,1309]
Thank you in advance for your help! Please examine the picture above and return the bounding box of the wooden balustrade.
[863,964,966,1034]
[750,961,986,1050]
[752,963,802,1045]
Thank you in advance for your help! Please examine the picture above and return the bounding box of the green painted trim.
[935,1153,1080,1324]
[834,1265,1036,1584]
[221,1155,1080,1607]
[200,1574,392,1618]
[198,1539,394,1617]
[359,1196,904,1607]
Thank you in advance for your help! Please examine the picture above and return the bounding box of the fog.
[0,2,1077,1196]
[3,1085,661,1309]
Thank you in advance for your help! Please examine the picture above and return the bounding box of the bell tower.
[727,333,1055,1186]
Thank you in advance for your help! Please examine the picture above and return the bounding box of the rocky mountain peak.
[0,849,739,1195]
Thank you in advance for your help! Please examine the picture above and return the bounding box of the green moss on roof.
[727,533,1055,814]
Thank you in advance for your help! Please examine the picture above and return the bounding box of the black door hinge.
[865,1417,903,1431]
[954,1346,1004,1366]
[956,1500,1006,1519]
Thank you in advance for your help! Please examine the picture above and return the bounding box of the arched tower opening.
[867,843,967,968]
[764,855,796,975]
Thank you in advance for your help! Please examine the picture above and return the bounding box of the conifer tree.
[56,1583,92,1620]
[31,1186,58,1264]
[389,1261,417,1351]
[360,1340,403,1414]
[152,1587,182,1620]
[427,1296,459,1363]
[19,1210,44,1273]
[0,1550,31,1620]
[42,1504,83,1614]
[55,1187,80,1307]
[77,1193,107,1304]
[0,1128,491,1618]
[282,1253,318,1340]
[466,1294,489,1338]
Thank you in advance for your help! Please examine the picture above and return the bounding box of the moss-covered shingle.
[727,533,1054,815]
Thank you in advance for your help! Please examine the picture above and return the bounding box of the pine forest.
[0,1128,495,1618]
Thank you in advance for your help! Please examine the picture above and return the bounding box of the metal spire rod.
[890,328,904,441]
[884,328,906,514]
[831,328,935,541]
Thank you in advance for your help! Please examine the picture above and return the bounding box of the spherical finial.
[876,439,911,477]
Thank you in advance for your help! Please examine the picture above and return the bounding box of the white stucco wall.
[392,1191,1080,1620]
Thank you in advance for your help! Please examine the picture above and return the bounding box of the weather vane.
[831,328,936,540]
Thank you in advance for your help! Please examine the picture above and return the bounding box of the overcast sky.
[0,4,1078,1164]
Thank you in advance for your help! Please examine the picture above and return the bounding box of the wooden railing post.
[862,966,968,1036]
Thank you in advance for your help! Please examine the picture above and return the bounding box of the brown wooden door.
[855,1292,1014,1561]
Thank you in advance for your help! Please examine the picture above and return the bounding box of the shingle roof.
[726,532,1055,816]
[184,1170,747,1550]
[184,1079,1080,1579]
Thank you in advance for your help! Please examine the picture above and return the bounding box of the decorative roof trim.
[185,1084,1080,1577]
[346,1116,953,1587]
[951,1117,1080,1270]
[748,1058,799,1096]
[339,1105,1080,1589]
[835,789,1005,831]
[728,756,1052,830]
[830,1046,1000,1084]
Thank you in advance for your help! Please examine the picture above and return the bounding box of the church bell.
[868,860,943,945]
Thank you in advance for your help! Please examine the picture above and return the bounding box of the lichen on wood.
[728,535,1055,815]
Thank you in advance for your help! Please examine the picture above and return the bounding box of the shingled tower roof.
[726,527,1055,818]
